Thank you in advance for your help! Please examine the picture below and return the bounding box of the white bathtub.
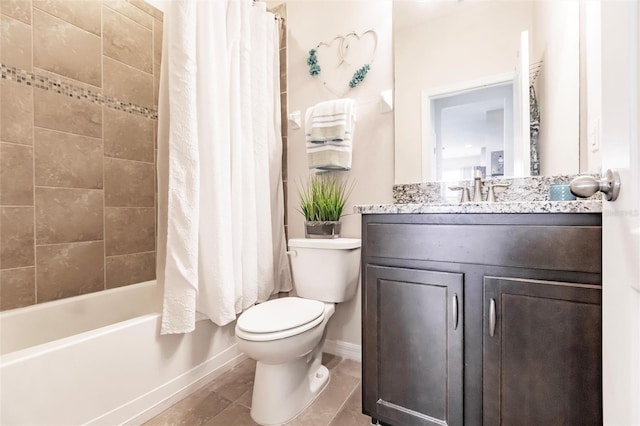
[0,281,243,426]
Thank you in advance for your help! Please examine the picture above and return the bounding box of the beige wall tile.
[282,181,288,224]
[34,89,102,138]
[34,128,103,189]
[105,251,155,288]
[105,207,155,255]
[33,9,101,87]
[153,18,162,76]
[127,0,163,22]
[0,0,31,25]
[0,80,33,145]
[280,92,286,117]
[0,206,34,269]
[279,18,286,48]
[104,0,152,30]
[0,14,32,70]
[103,57,153,108]
[35,187,103,245]
[32,0,101,36]
[104,157,154,207]
[103,7,153,74]
[103,108,154,162]
[34,67,100,92]
[0,267,35,310]
[153,74,159,107]
[0,143,33,206]
[281,136,288,178]
[36,241,104,302]
[279,47,286,91]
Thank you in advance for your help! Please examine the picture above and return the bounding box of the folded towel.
[304,99,356,171]
[307,145,352,171]
[305,98,356,143]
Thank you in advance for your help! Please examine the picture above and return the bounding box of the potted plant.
[297,174,354,239]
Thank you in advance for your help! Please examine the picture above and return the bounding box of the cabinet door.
[364,266,463,426]
[483,277,602,426]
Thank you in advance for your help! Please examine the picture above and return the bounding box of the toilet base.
[250,357,330,425]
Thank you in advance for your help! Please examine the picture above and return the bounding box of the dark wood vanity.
[361,213,602,426]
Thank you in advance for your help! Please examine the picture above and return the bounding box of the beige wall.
[531,0,580,176]
[583,0,603,174]
[286,0,394,346]
[0,0,162,310]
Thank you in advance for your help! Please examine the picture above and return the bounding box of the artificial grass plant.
[297,174,355,222]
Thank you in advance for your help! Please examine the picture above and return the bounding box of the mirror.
[394,0,581,183]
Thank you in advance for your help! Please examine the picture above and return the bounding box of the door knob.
[569,169,621,201]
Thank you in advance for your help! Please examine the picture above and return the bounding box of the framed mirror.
[393,0,581,183]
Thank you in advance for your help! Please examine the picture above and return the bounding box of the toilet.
[235,238,361,425]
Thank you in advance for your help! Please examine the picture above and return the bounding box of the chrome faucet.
[449,186,470,203]
[451,170,511,203]
[486,183,511,202]
[472,169,484,202]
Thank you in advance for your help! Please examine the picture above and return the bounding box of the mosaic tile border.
[1,64,158,120]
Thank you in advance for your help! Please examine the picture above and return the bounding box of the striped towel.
[305,99,356,143]
[305,99,356,170]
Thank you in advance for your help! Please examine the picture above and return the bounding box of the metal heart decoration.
[309,29,378,97]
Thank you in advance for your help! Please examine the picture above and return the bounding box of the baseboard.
[324,339,362,362]
[89,344,246,426]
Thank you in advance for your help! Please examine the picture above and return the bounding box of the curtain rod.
[252,0,285,21]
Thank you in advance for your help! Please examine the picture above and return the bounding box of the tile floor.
[144,354,372,426]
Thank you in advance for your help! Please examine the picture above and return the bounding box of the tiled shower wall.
[0,0,162,310]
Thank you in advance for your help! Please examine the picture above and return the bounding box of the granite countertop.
[354,200,603,215]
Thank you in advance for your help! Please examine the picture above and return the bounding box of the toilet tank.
[288,238,361,303]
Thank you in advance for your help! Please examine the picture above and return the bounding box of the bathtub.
[0,281,243,426]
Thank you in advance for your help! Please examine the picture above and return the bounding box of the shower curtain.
[156,0,291,334]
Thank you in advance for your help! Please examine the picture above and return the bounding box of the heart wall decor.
[307,29,378,97]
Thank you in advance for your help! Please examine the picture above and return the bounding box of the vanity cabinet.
[361,213,602,426]
[483,277,602,426]
[365,265,464,426]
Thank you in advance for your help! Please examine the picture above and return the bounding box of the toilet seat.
[236,297,326,342]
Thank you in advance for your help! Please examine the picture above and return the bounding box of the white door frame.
[600,1,640,424]
[420,72,514,181]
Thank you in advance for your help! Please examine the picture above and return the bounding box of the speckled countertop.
[355,174,603,214]
[354,200,602,215]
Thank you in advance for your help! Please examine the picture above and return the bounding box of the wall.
[286,0,394,347]
[583,0,603,174]
[394,1,533,183]
[0,0,162,310]
[531,0,580,176]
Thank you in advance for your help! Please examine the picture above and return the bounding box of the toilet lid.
[237,297,325,335]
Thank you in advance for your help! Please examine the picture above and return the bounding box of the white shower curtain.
[157,0,292,334]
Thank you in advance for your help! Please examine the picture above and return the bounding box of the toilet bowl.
[236,298,335,425]
[235,238,361,425]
